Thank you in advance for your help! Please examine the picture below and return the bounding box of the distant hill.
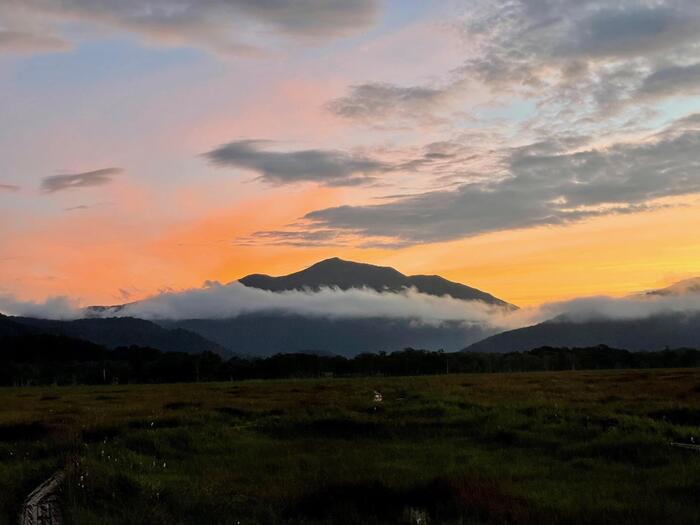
[240,257,515,308]
[0,313,40,338]
[463,312,700,353]
[8,316,226,355]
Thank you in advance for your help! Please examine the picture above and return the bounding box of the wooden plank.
[19,471,65,525]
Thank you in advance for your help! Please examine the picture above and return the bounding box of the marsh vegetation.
[1,369,700,524]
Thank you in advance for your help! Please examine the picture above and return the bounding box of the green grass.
[2,369,700,524]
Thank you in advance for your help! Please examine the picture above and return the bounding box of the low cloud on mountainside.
[115,283,510,326]
[3,279,700,335]
[530,294,700,324]
[0,294,79,320]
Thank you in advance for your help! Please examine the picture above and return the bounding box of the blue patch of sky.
[649,96,700,128]
[9,38,209,94]
[473,100,537,123]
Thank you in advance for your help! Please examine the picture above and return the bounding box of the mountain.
[67,257,514,357]
[240,257,515,308]
[7,316,226,355]
[463,312,700,353]
[162,258,512,356]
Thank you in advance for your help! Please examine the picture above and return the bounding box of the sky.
[2,0,700,308]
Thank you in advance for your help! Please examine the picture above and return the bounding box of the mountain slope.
[9,316,226,355]
[0,313,40,338]
[464,312,700,353]
[240,257,515,308]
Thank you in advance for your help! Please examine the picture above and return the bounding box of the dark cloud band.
[205,140,387,186]
[41,168,122,193]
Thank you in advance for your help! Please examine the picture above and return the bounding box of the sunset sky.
[2,0,700,308]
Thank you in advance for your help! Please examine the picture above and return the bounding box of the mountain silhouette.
[7,316,226,355]
[240,257,515,308]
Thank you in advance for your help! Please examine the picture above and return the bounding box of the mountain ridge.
[463,312,700,353]
[6,316,227,355]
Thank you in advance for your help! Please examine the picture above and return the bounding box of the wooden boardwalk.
[670,442,700,452]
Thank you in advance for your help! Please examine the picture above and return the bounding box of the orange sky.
[3,189,698,307]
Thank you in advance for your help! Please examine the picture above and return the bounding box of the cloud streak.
[205,140,387,186]
[0,0,380,57]
[326,80,465,126]
[41,168,122,193]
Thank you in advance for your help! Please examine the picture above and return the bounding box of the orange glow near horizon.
[4,194,698,308]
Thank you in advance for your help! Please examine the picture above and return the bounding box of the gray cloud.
[556,4,697,60]
[639,62,700,97]
[465,1,700,77]
[41,168,122,193]
[0,294,78,320]
[0,0,379,56]
[533,293,700,324]
[268,113,700,245]
[235,229,348,248]
[205,140,387,186]
[62,201,114,212]
[463,0,700,112]
[0,183,20,192]
[326,82,460,125]
[334,1,700,128]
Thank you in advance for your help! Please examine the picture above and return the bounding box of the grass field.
[2,369,700,524]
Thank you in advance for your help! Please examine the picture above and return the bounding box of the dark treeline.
[2,333,700,386]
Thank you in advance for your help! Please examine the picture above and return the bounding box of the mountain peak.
[315,256,344,264]
[309,257,400,271]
